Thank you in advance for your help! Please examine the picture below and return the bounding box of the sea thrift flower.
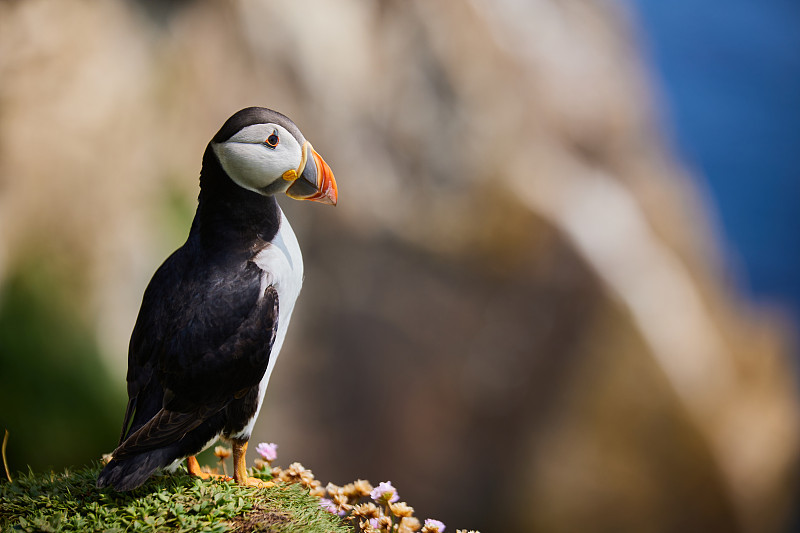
[333,493,350,508]
[255,442,278,462]
[213,445,231,475]
[319,498,345,516]
[342,482,359,498]
[422,519,446,532]
[326,482,343,496]
[400,516,422,533]
[279,461,313,484]
[213,446,231,460]
[370,481,400,504]
[353,479,373,497]
[298,469,318,489]
[389,501,415,517]
[352,502,380,519]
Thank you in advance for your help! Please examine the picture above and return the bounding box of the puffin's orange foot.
[241,476,275,488]
[193,470,232,482]
[186,455,231,481]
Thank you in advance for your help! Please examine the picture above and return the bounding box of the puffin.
[97,107,337,491]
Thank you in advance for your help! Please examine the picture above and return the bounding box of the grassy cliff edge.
[0,464,348,533]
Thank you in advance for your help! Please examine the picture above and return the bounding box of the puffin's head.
[210,107,338,205]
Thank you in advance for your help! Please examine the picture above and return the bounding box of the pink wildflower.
[319,497,345,516]
[255,442,278,462]
[424,519,446,532]
[370,480,400,504]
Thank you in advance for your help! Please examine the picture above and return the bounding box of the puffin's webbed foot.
[186,455,231,481]
[243,476,275,488]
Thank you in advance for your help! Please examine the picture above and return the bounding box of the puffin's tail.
[96,449,176,491]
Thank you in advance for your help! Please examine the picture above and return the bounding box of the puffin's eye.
[265,130,279,149]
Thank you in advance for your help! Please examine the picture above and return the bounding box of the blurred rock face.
[0,1,797,532]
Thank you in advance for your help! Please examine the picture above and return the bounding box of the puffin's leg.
[186,455,229,480]
[186,456,203,476]
[232,439,273,488]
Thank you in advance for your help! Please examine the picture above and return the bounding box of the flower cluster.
[244,442,479,533]
[314,478,460,533]
[269,461,322,492]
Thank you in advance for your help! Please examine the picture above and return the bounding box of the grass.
[0,463,350,533]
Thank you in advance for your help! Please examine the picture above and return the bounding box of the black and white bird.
[97,107,337,491]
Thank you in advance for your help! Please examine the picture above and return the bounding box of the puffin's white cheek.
[213,143,295,194]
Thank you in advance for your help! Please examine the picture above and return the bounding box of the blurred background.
[1,1,798,532]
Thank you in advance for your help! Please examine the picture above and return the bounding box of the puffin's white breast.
[228,208,303,440]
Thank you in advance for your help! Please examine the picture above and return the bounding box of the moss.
[0,463,349,533]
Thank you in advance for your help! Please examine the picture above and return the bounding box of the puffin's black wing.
[117,241,277,445]
[98,266,278,491]
[112,266,279,460]
[117,248,184,445]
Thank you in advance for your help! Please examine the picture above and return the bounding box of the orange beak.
[286,143,338,206]
[307,147,338,205]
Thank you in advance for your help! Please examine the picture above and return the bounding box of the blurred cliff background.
[1,1,798,532]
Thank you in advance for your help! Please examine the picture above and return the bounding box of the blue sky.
[629,0,800,327]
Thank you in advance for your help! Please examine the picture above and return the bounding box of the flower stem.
[2,429,12,483]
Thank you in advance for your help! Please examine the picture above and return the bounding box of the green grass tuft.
[0,463,350,533]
